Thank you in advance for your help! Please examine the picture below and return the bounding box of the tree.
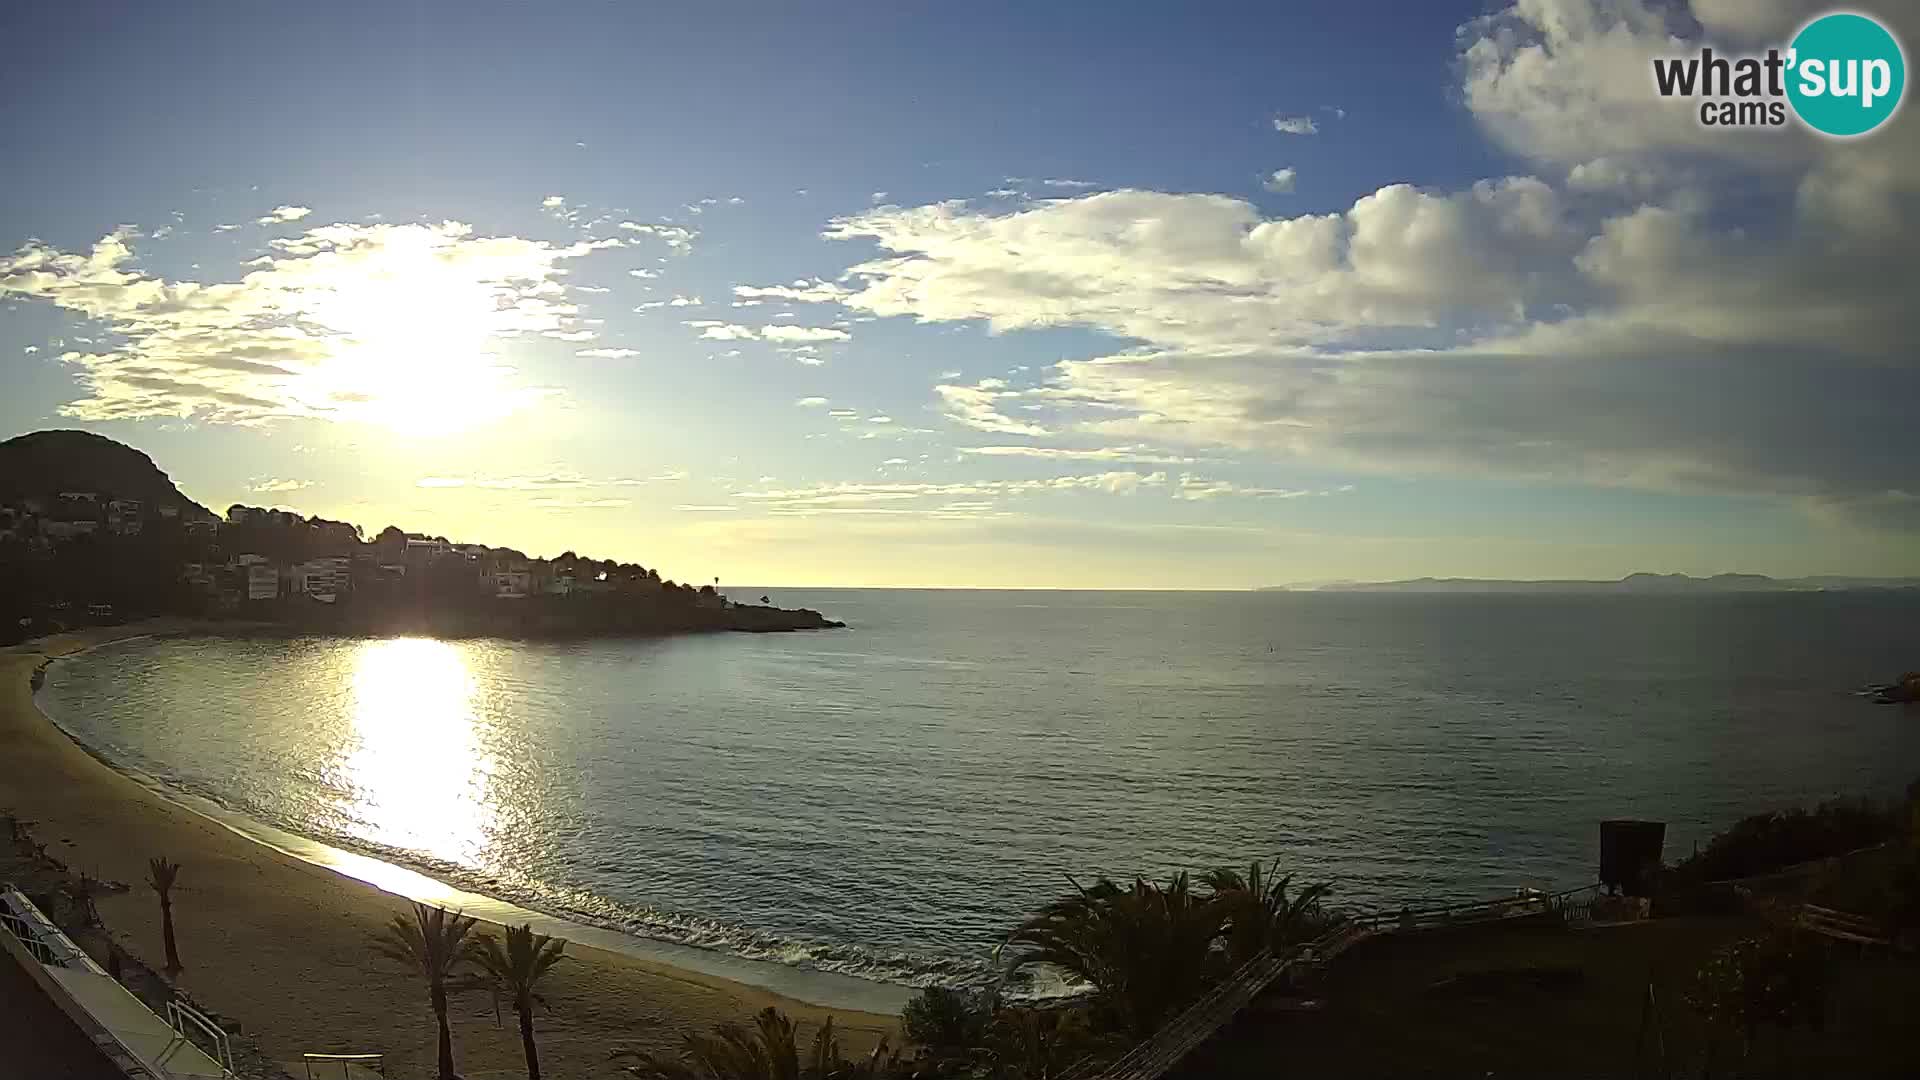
[1201,860,1336,965]
[372,903,482,1080]
[901,986,994,1055]
[473,923,567,1080]
[616,1006,894,1080]
[1005,873,1224,1038]
[146,857,183,974]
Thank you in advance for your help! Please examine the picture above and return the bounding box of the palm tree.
[1202,860,1336,965]
[1005,873,1225,1038]
[371,903,481,1080]
[146,857,182,974]
[617,1006,894,1080]
[472,923,566,1080]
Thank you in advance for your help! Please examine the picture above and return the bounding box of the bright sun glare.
[298,229,539,437]
[340,637,497,865]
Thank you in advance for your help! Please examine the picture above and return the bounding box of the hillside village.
[0,431,839,642]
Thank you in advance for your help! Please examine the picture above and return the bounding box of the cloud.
[1272,114,1318,135]
[1042,178,1100,189]
[1262,168,1297,194]
[683,321,849,343]
[668,294,702,306]
[1174,474,1310,500]
[616,221,698,252]
[628,268,660,279]
[247,477,312,493]
[732,279,852,304]
[731,471,1171,511]
[934,380,1048,436]
[959,445,1198,465]
[576,347,641,359]
[791,1,1920,535]
[796,396,829,406]
[0,220,611,426]
[256,205,312,225]
[759,324,850,343]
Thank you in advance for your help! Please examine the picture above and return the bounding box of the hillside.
[0,430,212,518]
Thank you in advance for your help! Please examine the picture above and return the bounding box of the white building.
[493,569,532,599]
[291,557,351,601]
[246,564,280,601]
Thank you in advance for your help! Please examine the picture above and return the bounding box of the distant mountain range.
[1261,573,1920,593]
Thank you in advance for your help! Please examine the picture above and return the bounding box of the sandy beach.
[1,620,896,1078]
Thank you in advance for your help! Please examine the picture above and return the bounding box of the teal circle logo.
[1786,12,1906,137]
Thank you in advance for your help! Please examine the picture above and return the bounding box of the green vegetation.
[145,856,182,974]
[1669,797,1899,883]
[1686,928,1829,1072]
[472,923,567,1080]
[371,902,483,1080]
[616,1006,897,1080]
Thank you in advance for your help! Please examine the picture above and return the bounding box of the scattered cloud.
[732,279,852,304]
[0,221,613,426]
[1262,168,1297,194]
[959,445,1198,465]
[256,205,311,225]
[247,477,312,493]
[616,222,698,252]
[1042,178,1099,189]
[796,396,830,406]
[1272,114,1318,135]
[759,324,850,343]
[576,347,641,359]
[1174,474,1310,500]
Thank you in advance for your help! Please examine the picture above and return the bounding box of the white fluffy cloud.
[800,0,1919,532]
[1262,168,1296,194]
[683,320,850,344]
[256,205,311,225]
[0,220,612,426]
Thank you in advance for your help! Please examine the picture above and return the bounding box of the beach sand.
[1,620,897,1079]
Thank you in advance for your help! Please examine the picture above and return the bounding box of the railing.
[1076,921,1372,1080]
[165,998,235,1073]
[1,885,90,967]
[302,1052,386,1078]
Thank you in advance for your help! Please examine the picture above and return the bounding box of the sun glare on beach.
[340,638,498,865]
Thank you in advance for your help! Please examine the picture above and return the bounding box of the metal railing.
[164,998,235,1074]
[302,1052,386,1078]
[1,885,89,967]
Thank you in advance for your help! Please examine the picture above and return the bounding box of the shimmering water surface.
[38,590,1920,988]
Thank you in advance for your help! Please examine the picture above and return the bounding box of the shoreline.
[2,619,898,1076]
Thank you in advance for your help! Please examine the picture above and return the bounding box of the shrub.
[902,986,995,1055]
[1672,799,1896,883]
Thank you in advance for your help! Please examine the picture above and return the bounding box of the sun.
[288,224,550,436]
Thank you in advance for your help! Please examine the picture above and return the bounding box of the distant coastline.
[1260,572,1920,594]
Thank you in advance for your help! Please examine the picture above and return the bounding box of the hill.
[0,430,212,518]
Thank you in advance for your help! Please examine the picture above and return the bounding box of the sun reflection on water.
[336,638,497,867]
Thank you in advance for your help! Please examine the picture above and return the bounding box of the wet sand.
[1,620,896,1078]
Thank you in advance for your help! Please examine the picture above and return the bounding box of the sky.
[1,0,1915,588]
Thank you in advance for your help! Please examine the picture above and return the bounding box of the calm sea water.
[37,590,1920,989]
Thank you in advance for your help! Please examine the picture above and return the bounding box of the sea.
[35,589,1920,997]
